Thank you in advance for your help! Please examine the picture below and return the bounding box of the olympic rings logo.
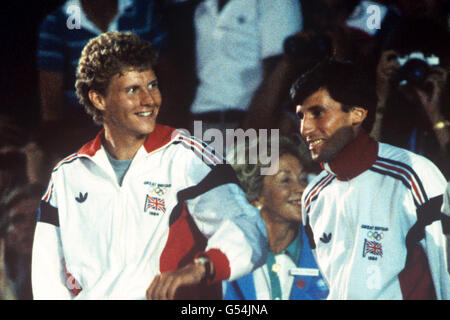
[367,231,383,241]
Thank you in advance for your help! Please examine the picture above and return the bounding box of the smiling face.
[297,88,365,163]
[90,68,161,140]
[257,153,308,225]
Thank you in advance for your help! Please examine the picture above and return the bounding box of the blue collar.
[283,228,302,264]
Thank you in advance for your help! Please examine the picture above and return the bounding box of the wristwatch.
[194,256,213,282]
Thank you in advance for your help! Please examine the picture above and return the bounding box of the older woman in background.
[224,136,328,300]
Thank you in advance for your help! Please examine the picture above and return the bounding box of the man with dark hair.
[291,59,377,134]
[32,31,267,300]
[292,60,449,299]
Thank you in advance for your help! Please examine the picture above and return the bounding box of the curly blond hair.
[231,135,313,203]
[75,31,158,124]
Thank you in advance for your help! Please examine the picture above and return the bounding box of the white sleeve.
[184,155,268,282]
[443,182,450,275]
[32,222,73,299]
[259,0,303,58]
[413,158,450,299]
[31,178,73,300]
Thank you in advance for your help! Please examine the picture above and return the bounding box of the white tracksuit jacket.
[302,131,450,300]
[32,125,268,299]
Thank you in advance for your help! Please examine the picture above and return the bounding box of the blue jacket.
[224,226,329,300]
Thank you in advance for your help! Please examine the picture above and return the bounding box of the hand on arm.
[146,256,214,300]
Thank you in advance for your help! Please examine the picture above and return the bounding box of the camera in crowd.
[283,34,332,60]
[395,51,440,87]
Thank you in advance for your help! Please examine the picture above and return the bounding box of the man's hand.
[376,50,400,99]
[371,50,401,140]
[146,260,208,300]
[398,66,449,152]
[411,66,447,119]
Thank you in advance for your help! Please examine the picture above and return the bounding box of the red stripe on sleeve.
[398,244,436,300]
[375,161,423,204]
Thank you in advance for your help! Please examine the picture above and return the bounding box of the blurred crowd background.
[0,0,449,299]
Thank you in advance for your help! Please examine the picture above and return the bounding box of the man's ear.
[88,90,107,111]
[350,106,367,129]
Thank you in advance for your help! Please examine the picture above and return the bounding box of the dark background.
[0,1,64,130]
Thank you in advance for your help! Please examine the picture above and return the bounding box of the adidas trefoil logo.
[320,232,332,244]
[75,192,88,203]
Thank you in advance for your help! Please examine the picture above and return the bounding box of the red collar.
[78,129,104,157]
[143,124,177,153]
[321,130,378,181]
[78,124,177,157]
